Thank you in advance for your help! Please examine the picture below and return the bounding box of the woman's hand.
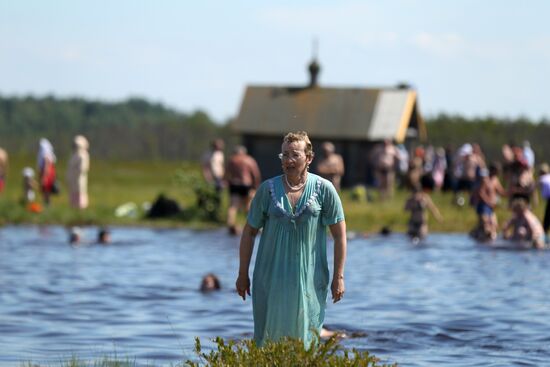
[331,277,345,303]
[236,274,251,301]
[236,223,258,301]
[329,221,347,304]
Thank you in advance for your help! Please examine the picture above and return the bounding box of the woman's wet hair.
[200,273,221,292]
[97,228,111,243]
[283,131,314,158]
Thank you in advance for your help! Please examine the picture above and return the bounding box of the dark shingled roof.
[233,85,425,142]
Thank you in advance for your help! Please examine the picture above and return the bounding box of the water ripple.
[1,227,550,366]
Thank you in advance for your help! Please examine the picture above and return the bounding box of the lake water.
[1,226,550,366]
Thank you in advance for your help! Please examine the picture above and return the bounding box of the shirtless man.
[225,146,261,235]
[471,168,500,241]
[316,142,344,191]
[453,143,485,206]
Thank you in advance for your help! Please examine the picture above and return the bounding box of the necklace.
[285,173,307,192]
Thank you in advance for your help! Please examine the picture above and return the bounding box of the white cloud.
[60,47,83,62]
[411,32,465,56]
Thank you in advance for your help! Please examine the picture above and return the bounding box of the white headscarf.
[37,138,56,170]
[22,167,35,178]
[73,135,89,151]
[458,143,473,157]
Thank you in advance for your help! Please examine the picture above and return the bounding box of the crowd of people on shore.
[0,135,90,213]
[201,137,549,248]
[0,136,93,246]
[369,139,549,248]
[1,134,548,248]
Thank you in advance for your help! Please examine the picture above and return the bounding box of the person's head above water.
[97,228,111,244]
[379,226,392,236]
[69,227,82,244]
[200,273,221,292]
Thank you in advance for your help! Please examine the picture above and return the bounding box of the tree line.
[0,95,549,163]
[0,95,234,161]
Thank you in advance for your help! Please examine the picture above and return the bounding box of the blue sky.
[1,1,549,122]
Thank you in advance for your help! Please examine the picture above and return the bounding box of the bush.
[184,336,397,367]
[173,169,222,222]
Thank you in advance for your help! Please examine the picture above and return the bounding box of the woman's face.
[280,140,313,177]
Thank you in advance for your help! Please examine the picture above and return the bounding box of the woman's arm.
[329,220,347,303]
[236,223,259,301]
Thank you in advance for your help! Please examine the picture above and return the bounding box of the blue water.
[1,226,550,366]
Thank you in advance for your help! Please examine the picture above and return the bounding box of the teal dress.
[247,173,345,347]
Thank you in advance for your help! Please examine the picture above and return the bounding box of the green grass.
[343,187,546,234]
[0,156,222,228]
[22,355,142,367]
[22,335,396,367]
[1,156,543,233]
[185,335,396,367]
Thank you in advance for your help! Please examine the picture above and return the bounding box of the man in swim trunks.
[471,168,499,241]
[225,146,261,235]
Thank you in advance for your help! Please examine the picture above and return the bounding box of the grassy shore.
[0,157,214,228]
[22,335,396,367]
[1,156,544,233]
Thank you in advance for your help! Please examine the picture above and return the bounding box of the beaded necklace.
[284,173,307,191]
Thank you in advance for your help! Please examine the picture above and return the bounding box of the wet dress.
[247,173,344,347]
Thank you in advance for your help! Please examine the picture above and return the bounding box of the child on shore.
[404,184,443,240]
[22,167,37,203]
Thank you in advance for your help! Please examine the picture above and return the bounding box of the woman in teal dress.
[236,131,347,347]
